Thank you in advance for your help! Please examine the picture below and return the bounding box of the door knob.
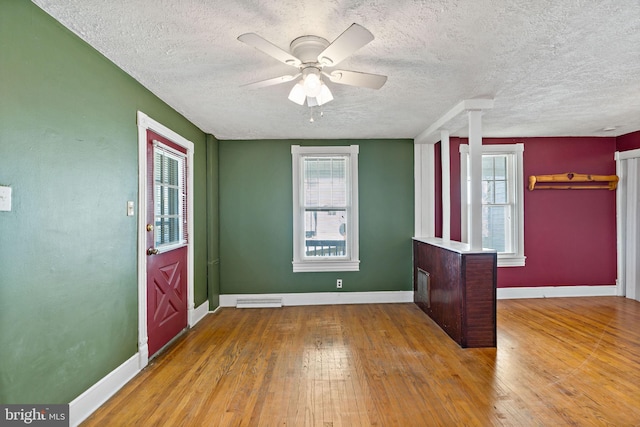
[147,247,159,255]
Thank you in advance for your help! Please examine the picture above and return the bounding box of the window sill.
[497,255,526,267]
[293,260,360,273]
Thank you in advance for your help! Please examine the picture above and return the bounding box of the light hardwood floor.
[82,297,640,426]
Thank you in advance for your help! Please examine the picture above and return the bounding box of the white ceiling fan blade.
[242,74,300,89]
[325,70,387,89]
[316,23,374,67]
[238,33,301,67]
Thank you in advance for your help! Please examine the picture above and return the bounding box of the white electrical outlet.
[336,279,343,289]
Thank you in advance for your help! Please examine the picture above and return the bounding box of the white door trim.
[615,149,640,300]
[136,111,195,369]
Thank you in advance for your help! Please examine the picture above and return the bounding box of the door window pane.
[154,145,186,247]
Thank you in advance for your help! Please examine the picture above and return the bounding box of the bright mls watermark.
[0,405,68,426]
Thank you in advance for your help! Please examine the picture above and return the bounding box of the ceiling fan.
[238,23,387,107]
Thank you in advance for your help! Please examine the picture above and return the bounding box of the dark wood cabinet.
[413,238,497,348]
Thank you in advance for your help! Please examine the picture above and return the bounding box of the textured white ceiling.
[32,0,640,140]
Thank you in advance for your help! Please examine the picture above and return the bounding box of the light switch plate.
[0,186,12,212]
[127,201,135,216]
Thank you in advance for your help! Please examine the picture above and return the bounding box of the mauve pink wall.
[440,136,617,288]
[617,130,640,152]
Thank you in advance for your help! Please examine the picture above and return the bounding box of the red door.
[146,130,188,357]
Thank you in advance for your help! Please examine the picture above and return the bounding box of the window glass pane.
[303,157,347,208]
[476,153,512,252]
[482,205,508,252]
[154,146,186,247]
[494,156,507,180]
[304,209,347,257]
[482,180,494,204]
[494,180,507,204]
[482,157,494,180]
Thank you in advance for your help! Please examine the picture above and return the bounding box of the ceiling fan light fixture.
[288,82,306,105]
[302,71,322,97]
[317,83,333,105]
[306,82,334,107]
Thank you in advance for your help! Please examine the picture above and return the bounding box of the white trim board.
[497,285,617,299]
[68,299,209,426]
[190,300,210,326]
[69,354,140,427]
[220,288,617,307]
[136,111,196,368]
[220,291,413,307]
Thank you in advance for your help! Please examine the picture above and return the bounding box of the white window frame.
[291,145,360,272]
[153,141,188,253]
[460,143,525,267]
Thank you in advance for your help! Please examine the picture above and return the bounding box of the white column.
[468,110,483,250]
[414,142,435,237]
[441,130,451,241]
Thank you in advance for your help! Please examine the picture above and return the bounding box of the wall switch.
[336,279,343,289]
[0,186,12,212]
[127,201,135,216]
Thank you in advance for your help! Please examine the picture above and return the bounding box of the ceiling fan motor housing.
[289,35,331,66]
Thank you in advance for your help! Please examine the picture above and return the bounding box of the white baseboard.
[220,287,618,306]
[69,354,140,427]
[497,285,617,299]
[190,300,209,326]
[69,301,209,426]
[220,291,413,307]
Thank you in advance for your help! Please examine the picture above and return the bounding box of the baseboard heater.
[236,297,283,308]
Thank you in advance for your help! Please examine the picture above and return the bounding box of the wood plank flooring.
[82,297,640,426]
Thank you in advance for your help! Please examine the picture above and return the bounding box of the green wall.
[0,1,214,404]
[219,139,414,294]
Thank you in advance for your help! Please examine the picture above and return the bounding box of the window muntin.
[154,142,187,249]
[292,145,359,272]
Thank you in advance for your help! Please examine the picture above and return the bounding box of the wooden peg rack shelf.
[528,173,618,191]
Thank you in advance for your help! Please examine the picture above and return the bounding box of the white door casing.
[136,111,195,368]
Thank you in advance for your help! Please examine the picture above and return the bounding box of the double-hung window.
[291,145,359,272]
[460,143,525,267]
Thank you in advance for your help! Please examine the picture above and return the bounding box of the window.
[154,142,187,250]
[291,145,359,272]
[460,143,525,267]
